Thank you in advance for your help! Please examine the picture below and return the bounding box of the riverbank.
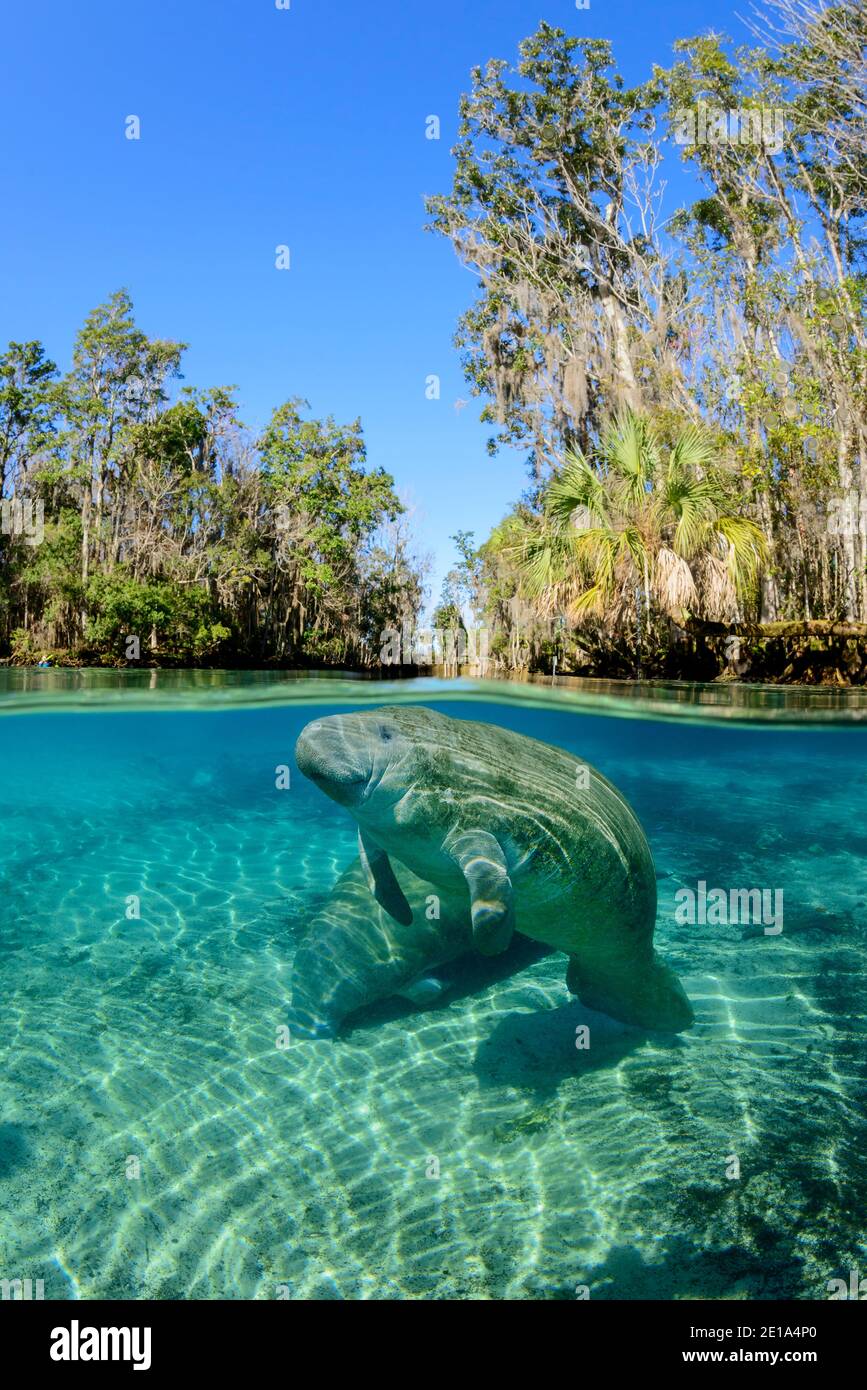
[4,626,867,688]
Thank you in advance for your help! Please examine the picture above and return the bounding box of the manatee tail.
[567,953,694,1033]
[286,998,338,1041]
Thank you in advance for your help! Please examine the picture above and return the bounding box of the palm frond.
[655,545,698,617]
[546,448,609,528]
[715,514,767,597]
[667,424,717,478]
[499,408,764,639]
[601,408,660,509]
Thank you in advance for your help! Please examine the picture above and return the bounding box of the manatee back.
[386,710,658,955]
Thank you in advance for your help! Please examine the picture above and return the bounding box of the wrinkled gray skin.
[288,857,477,1039]
[294,706,694,1033]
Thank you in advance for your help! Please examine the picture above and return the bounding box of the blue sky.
[0,0,749,610]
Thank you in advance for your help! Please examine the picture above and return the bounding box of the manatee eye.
[379,725,392,742]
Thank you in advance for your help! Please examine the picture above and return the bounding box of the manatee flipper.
[358,827,413,926]
[445,829,514,957]
[286,1002,337,1041]
[396,974,448,1006]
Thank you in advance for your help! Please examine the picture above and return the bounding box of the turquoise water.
[1,677,865,1300]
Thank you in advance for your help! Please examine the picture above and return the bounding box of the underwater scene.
[1,676,865,1302]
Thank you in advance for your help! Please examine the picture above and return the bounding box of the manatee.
[295,706,693,1032]
[288,855,545,1038]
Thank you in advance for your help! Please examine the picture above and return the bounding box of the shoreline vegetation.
[4,616,867,686]
[2,5,866,686]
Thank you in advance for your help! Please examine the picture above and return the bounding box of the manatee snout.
[295,716,373,804]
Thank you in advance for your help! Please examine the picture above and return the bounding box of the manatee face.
[295,709,418,811]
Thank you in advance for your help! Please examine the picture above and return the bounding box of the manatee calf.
[288,856,545,1038]
[295,707,693,1032]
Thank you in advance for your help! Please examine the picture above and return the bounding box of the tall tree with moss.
[426,23,695,473]
[657,13,867,620]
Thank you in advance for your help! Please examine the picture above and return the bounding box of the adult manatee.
[288,856,545,1038]
[295,706,693,1032]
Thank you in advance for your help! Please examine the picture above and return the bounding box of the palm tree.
[496,410,766,634]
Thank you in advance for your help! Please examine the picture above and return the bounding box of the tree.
[658,20,867,619]
[257,399,407,660]
[497,409,766,639]
[0,297,425,667]
[426,23,693,472]
[62,289,185,610]
[0,341,59,497]
[432,12,867,657]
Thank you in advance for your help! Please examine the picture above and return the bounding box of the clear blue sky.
[0,0,746,610]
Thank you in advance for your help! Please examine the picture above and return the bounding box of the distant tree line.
[0,291,426,666]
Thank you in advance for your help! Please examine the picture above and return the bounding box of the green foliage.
[84,574,230,661]
[430,12,867,648]
[500,408,766,631]
[0,294,424,667]
[9,627,39,663]
[300,628,347,665]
